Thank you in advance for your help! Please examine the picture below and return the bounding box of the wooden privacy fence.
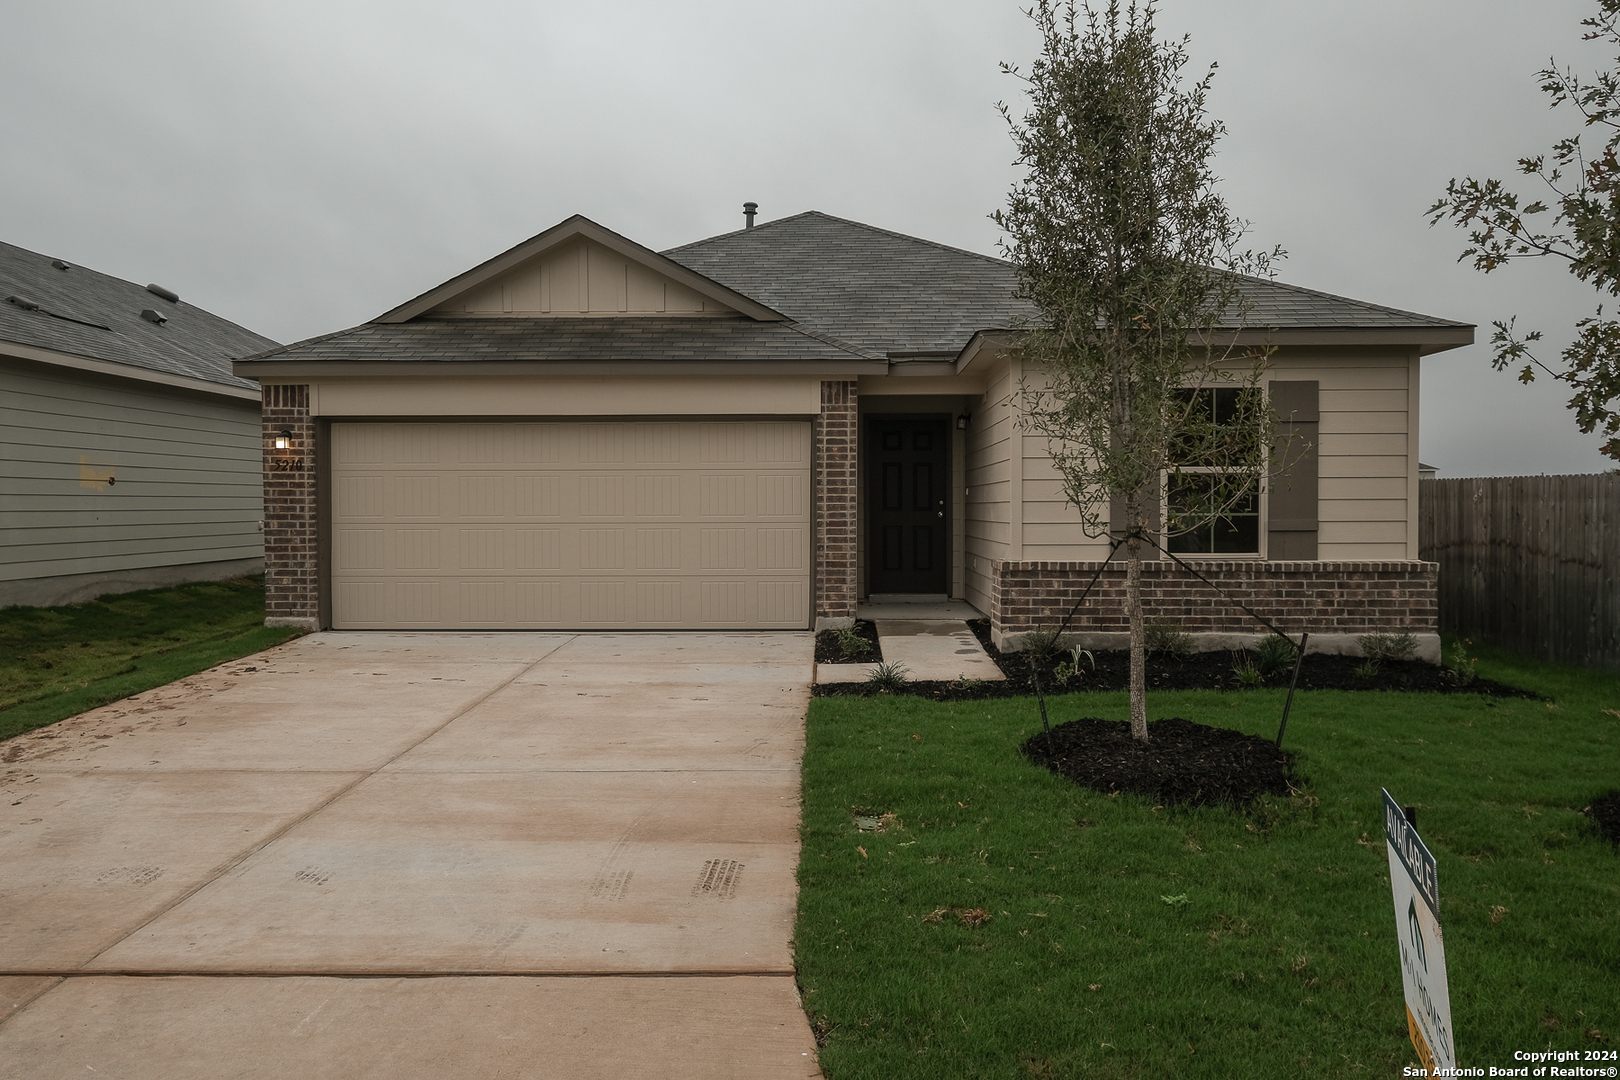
[1419,474,1620,668]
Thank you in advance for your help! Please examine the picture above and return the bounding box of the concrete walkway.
[0,633,821,1079]
[816,620,1005,685]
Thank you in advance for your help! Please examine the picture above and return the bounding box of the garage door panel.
[516,529,562,570]
[634,474,681,516]
[758,473,807,517]
[635,529,681,570]
[579,424,629,463]
[331,421,811,629]
[759,580,809,624]
[515,474,560,517]
[514,579,562,622]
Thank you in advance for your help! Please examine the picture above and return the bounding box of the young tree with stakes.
[994,0,1282,742]
[1429,0,1620,460]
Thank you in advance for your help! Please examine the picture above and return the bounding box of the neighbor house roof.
[0,240,276,396]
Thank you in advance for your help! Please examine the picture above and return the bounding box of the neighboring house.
[1,241,278,608]
[235,212,1471,657]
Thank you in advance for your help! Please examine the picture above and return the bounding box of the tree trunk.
[1126,490,1149,742]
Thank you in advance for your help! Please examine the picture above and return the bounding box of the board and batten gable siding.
[1,360,263,602]
[430,237,738,318]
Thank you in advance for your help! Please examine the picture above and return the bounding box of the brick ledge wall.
[990,558,1439,655]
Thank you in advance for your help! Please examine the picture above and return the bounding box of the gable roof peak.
[375,214,787,324]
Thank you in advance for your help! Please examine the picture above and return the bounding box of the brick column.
[262,385,319,629]
[814,380,858,628]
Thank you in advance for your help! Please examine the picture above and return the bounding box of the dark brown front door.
[866,415,949,594]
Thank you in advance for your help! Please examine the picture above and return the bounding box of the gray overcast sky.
[3,0,1613,476]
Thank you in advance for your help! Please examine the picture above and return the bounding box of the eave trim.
[234,359,888,379]
[4,341,261,401]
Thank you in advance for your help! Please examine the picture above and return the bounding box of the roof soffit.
[376,215,787,324]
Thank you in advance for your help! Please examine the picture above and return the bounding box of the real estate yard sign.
[1385,788,1456,1072]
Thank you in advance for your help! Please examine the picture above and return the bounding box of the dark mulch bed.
[1585,790,1620,849]
[812,619,1541,702]
[1022,716,1298,808]
[813,619,883,664]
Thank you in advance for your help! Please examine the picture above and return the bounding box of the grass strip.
[0,576,302,741]
[795,648,1618,1078]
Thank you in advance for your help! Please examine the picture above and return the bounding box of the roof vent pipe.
[146,283,179,303]
[743,201,757,229]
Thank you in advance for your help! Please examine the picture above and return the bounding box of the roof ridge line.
[665,210,1011,268]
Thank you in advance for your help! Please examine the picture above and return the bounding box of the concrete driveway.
[0,632,821,1079]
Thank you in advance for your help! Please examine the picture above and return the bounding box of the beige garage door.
[329,421,811,630]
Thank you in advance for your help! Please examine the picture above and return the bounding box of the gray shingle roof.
[665,212,1038,356]
[1232,276,1468,330]
[0,240,276,390]
[666,211,1470,353]
[240,210,1470,372]
[241,317,875,365]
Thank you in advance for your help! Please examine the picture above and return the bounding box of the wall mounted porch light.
[956,413,971,431]
[272,429,292,450]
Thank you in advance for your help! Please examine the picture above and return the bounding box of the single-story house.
[235,211,1471,656]
[1,241,278,608]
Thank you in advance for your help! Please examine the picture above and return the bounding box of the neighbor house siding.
[0,359,263,604]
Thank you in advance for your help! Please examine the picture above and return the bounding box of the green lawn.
[795,646,1619,1078]
[0,576,302,742]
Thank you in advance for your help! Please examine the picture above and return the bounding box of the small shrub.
[866,661,911,693]
[1019,626,1066,664]
[1444,637,1478,686]
[834,625,873,660]
[1053,646,1096,686]
[1252,634,1300,678]
[1231,652,1264,687]
[1358,631,1417,663]
[1145,617,1193,659]
[1353,659,1381,681]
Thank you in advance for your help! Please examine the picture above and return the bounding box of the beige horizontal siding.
[1319,476,1409,501]
[1319,432,1409,456]
[1,361,262,584]
[1277,351,1417,560]
[964,362,1017,611]
[1318,499,1408,522]
[986,348,1421,564]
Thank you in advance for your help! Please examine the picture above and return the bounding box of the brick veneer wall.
[815,381,858,625]
[262,385,319,628]
[992,559,1438,643]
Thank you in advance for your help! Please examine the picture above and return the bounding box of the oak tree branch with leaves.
[1429,0,1620,459]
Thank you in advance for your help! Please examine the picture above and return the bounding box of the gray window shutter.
[1268,380,1319,560]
